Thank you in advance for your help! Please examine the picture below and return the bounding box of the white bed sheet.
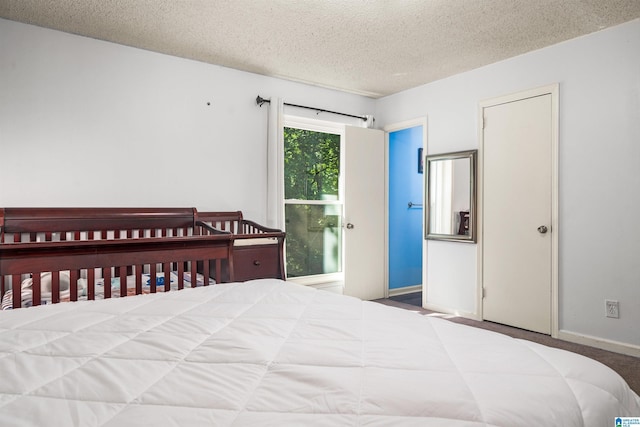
[0,279,638,426]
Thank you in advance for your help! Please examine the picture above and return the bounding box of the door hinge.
[482,287,486,299]
[482,116,486,129]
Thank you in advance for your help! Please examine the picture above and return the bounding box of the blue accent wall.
[388,126,423,289]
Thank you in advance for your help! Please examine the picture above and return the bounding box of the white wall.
[376,19,640,350]
[0,18,375,224]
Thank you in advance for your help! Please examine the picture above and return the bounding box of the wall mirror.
[425,149,477,243]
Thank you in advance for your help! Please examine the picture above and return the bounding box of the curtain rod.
[256,95,368,122]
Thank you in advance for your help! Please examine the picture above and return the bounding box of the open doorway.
[386,120,426,303]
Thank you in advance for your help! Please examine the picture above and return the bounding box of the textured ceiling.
[1,1,640,98]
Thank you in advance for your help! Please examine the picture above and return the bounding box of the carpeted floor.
[376,292,640,395]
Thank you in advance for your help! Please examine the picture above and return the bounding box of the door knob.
[346,223,354,229]
[537,225,548,234]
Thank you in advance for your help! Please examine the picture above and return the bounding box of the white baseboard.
[388,285,422,297]
[557,330,640,358]
[419,304,640,357]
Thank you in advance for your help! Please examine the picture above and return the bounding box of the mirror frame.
[424,149,477,243]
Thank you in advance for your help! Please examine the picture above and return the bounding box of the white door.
[481,91,555,334]
[343,126,385,300]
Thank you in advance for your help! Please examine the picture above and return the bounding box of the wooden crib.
[0,207,234,309]
[197,211,286,282]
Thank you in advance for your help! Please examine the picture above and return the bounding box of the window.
[283,118,344,280]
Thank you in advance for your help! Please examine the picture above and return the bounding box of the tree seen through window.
[284,127,342,277]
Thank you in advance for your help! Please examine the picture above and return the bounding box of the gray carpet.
[376,293,640,395]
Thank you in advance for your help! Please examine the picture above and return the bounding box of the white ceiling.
[2,1,640,98]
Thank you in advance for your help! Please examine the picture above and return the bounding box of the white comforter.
[0,279,638,426]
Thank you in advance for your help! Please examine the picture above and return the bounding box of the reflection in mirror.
[425,150,477,243]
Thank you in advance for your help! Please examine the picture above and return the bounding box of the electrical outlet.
[605,300,619,319]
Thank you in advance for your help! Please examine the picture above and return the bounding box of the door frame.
[384,117,428,300]
[477,84,559,337]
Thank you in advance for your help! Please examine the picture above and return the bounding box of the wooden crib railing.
[0,235,233,309]
[0,207,234,308]
[0,207,224,243]
[197,211,286,282]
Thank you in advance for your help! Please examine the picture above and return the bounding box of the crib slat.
[70,270,79,301]
[87,269,95,300]
[103,268,111,300]
[51,271,60,304]
[118,265,129,297]
[150,268,157,293]
[119,267,127,297]
[202,260,210,286]
[135,265,142,295]
[190,260,197,288]
[177,263,184,290]
[12,274,21,308]
[32,273,41,306]
[163,263,170,292]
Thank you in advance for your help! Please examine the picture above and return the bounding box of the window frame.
[282,115,346,285]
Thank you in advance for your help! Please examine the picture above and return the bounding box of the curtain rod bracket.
[256,95,271,107]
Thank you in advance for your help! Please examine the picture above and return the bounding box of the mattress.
[0,279,638,426]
